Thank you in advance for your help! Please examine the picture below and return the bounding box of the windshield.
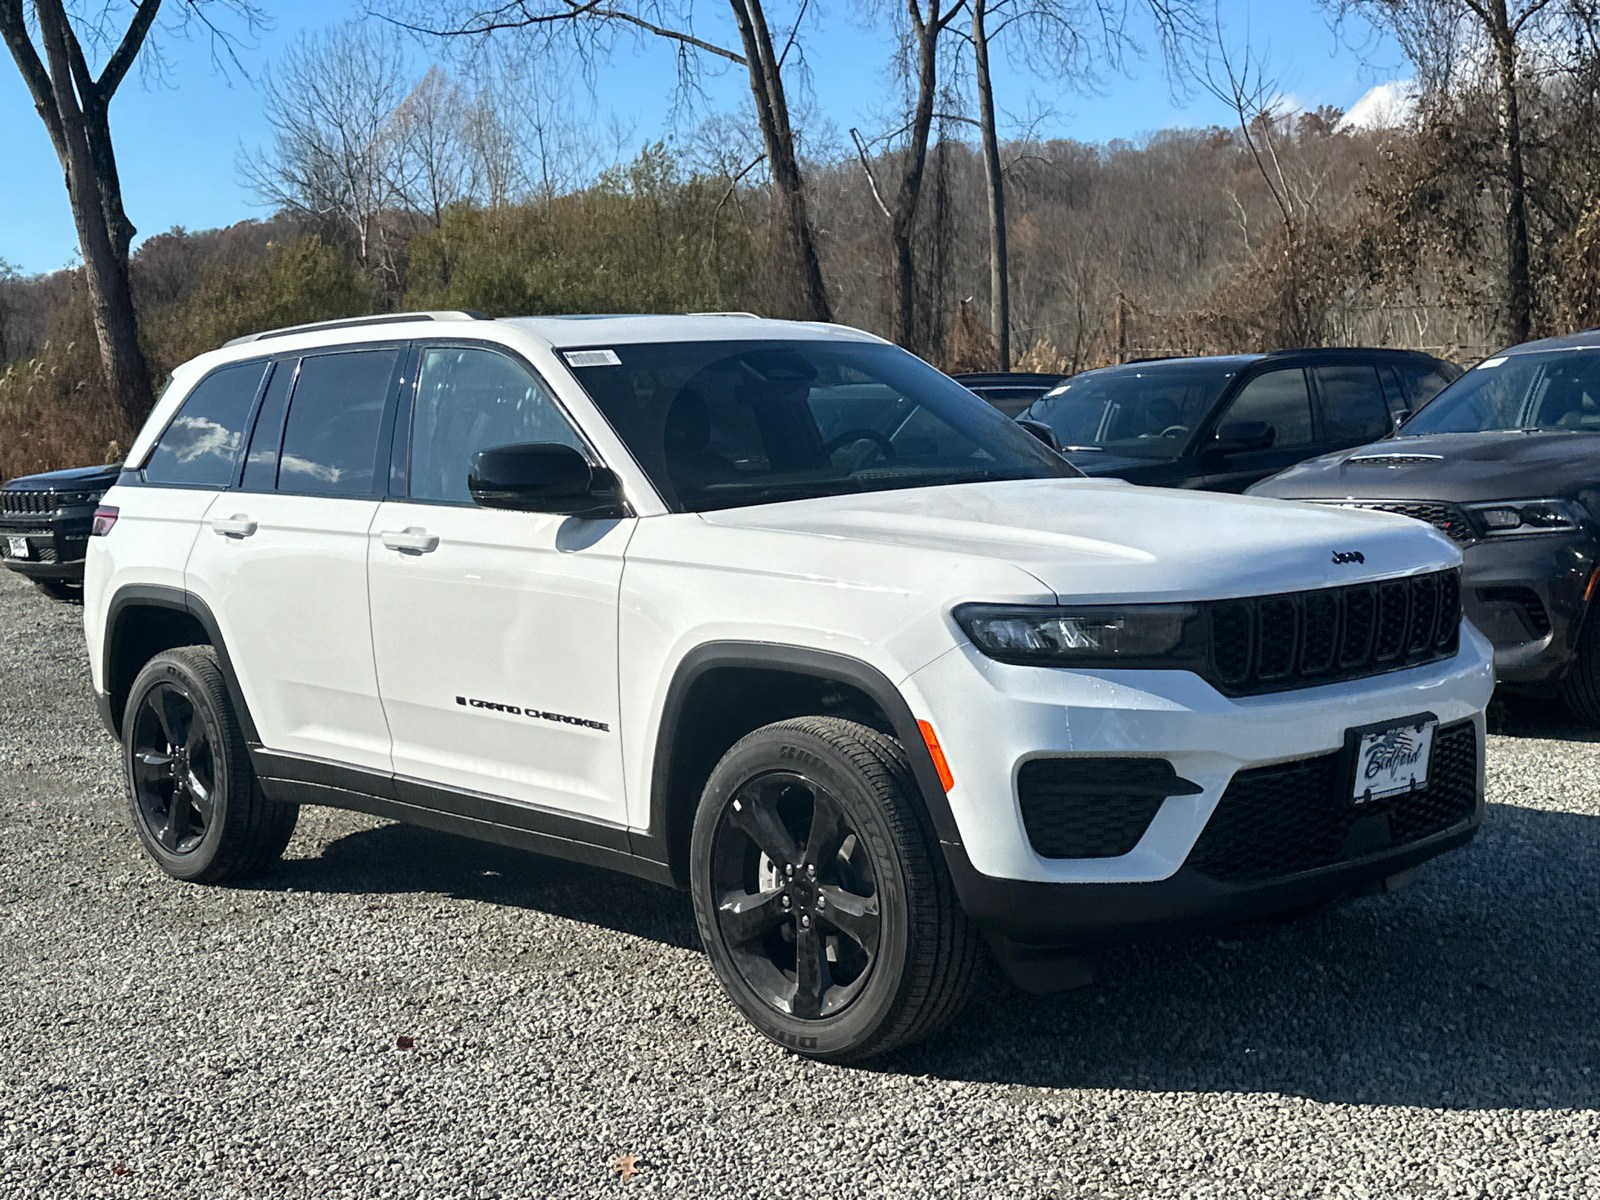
[1020,363,1237,458]
[563,339,1077,512]
[1402,348,1600,434]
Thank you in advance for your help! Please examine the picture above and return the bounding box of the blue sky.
[0,0,1408,274]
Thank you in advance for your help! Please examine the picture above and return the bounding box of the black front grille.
[1187,721,1479,882]
[0,490,93,515]
[1315,500,1477,544]
[1202,569,1460,696]
[1018,758,1200,858]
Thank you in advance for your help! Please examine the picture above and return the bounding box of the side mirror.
[1391,408,1412,431]
[468,442,626,517]
[1016,418,1063,453]
[1210,419,1276,455]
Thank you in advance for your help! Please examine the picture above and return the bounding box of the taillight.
[91,505,119,536]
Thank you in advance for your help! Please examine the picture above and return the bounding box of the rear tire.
[690,717,979,1063]
[123,646,298,883]
[1560,608,1600,727]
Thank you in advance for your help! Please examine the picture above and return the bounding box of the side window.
[143,361,267,487]
[276,349,400,497]
[408,346,586,503]
[1220,369,1313,448]
[1312,365,1391,445]
[240,359,294,491]
[1395,365,1455,411]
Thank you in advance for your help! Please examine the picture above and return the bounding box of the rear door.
[185,346,404,772]
[366,342,633,825]
[1197,367,1318,491]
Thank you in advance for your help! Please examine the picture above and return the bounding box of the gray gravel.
[1,566,1597,1199]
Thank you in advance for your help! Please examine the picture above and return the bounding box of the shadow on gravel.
[1493,690,1600,742]
[249,821,702,952]
[877,801,1600,1113]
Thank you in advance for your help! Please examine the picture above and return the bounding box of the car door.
[366,342,633,825]
[112,360,270,596]
[1310,364,1395,452]
[1197,367,1318,491]
[184,346,404,773]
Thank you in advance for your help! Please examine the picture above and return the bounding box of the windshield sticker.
[564,349,622,368]
[1476,356,1507,369]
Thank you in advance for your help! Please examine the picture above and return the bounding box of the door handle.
[381,527,439,555]
[211,514,257,538]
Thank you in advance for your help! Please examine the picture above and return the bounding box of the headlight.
[954,603,1201,666]
[1465,498,1584,536]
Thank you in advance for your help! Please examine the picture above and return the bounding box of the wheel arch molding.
[637,640,960,886]
[101,584,257,744]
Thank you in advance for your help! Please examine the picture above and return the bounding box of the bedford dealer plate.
[1351,718,1435,804]
[6,537,28,560]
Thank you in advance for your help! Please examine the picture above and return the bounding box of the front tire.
[690,717,979,1062]
[1560,607,1600,727]
[123,646,298,883]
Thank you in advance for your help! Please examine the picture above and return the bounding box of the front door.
[366,343,633,825]
[185,346,404,772]
[1199,367,1319,491]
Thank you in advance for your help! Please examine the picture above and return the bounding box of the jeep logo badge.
[1332,550,1366,564]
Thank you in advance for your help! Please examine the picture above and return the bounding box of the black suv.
[0,464,122,600]
[1018,348,1460,491]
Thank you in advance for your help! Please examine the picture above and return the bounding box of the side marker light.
[917,719,955,793]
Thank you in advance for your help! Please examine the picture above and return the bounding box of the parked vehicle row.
[82,311,1491,1063]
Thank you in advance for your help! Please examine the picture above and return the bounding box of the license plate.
[6,537,27,560]
[1351,719,1435,804]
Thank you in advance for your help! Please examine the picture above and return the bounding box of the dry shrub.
[1014,338,1071,373]
[941,299,999,373]
[0,285,130,481]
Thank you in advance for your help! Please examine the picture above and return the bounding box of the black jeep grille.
[1186,720,1478,882]
[0,490,92,515]
[1203,569,1460,696]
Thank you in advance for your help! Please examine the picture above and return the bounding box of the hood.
[1,462,123,491]
[698,477,1459,604]
[1249,430,1600,505]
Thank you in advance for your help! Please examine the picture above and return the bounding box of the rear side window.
[1221,369,1313,447]
[1394,364,1456,411]
[276,350,400,497]
[143,362,267,487]
[1312,365,1390,445]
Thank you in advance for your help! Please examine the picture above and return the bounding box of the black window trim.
[136,357,274,490]
[231,340,411,500]
[391,337,615,510]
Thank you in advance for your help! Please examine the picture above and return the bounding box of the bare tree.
[393,64,474,225]
[967,0,1201,368]
[0,0,261,427]
[1326,0,1592,342]
[241,21,416,279]
[389,0,834,322]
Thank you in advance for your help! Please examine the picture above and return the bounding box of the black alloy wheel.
[691,717,980,1062]
[130,681,218,855]
[123,647,298,883]
[710,769,882,1020]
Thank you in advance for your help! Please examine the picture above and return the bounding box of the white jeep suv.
[84,312,1494,1061]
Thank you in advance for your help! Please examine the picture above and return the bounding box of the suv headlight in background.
[954,603,1202,667]
[1465,499,1585,536]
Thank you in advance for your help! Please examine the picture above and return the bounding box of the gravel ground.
[0,567,1597,1199]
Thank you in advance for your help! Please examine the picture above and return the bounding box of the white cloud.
[1339,80,1419,131]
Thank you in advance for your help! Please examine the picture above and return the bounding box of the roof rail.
[222,310,492,348]
[685,311,761,318]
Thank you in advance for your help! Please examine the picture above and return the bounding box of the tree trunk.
[1,0,152,431]
[727,0,832,323]
[891,2,943,351]
[972,0,1009,371]
[1490,0,1532,343]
